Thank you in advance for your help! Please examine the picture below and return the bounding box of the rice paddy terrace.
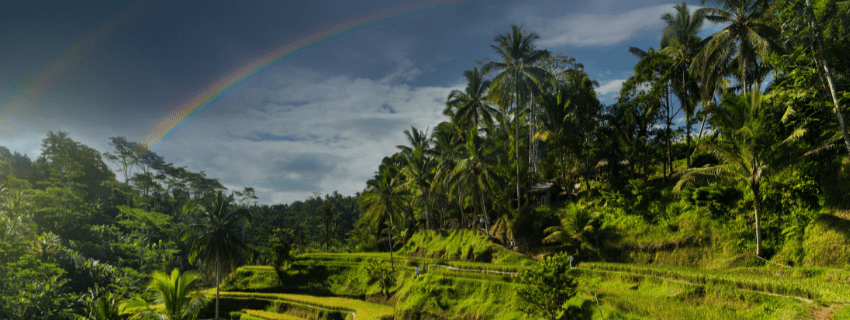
[211,230,850,320]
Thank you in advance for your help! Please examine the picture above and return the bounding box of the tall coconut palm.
[397,127,435,229]
[359,168,409,270]
[675,88,798,256]
[696,0,783,91]
[317,201,335,249]
[179,189,252,320]
[120,268,209,320]
[660,1,706,168]
[628,46,678,177]
[534,86,572,187]
[483,24,551,214]
[803,0,850,155]
[399,150,435,230]
[446,68,498,130]
[444,128,504,236]
[431,122,464,226]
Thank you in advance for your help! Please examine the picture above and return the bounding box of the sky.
[0,0,724,205]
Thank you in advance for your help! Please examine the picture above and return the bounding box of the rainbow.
[141,0,471,150]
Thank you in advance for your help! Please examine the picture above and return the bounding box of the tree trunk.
[425,201,431,230]
[387,216,394,271]
[515,82,522,217]
[686,112,691,169]
[806,0,850,155]
[216,254,220,320]
[752,184,762,257]
[480,188,490,237]
[666,84,673,178]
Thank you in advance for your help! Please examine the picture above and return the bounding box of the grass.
[398,229,534,265]
[223,228,850,319]
[240,310,305,320]
[581,262,850,302]
[217,291,393,320]
[574,275,813,320]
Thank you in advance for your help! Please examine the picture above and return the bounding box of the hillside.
[214,229,850,319]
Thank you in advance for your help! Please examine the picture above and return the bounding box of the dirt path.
[810,304,844,320]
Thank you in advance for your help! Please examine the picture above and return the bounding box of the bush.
[517,252,578,320]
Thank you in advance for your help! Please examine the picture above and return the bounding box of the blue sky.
[0,0,723,205]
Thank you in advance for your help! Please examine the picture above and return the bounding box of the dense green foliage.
[2,0,850,318]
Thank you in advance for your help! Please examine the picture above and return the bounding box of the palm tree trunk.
[515,82,522,217]
[666,84,673,178]
[479,187,490,237]
[216,254,220,320]
[806,0,850,155]
[387,217,394,271]
[752,184,762,257]
[686,112,691,169]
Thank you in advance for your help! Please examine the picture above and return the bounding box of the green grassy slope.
[217,229,850,319]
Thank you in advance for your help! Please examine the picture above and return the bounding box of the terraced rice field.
[217,291,394,320]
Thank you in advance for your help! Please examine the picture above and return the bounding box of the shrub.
[517,252,578,320]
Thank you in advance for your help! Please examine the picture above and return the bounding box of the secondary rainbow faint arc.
[0,0,156,127]
[142,0,471,150]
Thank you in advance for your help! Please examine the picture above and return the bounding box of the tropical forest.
[2,0,850,319]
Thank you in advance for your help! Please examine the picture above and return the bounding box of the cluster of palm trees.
[358,24,605,268]
[359,0,850,260]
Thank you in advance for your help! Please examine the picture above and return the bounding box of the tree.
[180,190,252,320]
[660,1,706,168]
[517,252,578,320]
[534,85,573,187]
[104,137,146,207]
[483,25,551,214]
[543,200,601,256]
[696,0,783,91]
[802,0,850,155]
[359,168,408,270]
[317,201,336,249]
[444,128,504,236]
[120,268,209,320]
[675,88,800,256]
[445,67,498,130]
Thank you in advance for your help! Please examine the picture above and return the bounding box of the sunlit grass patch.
[240,310,305,320]
[218,291,393,320]
[581,262,850,302]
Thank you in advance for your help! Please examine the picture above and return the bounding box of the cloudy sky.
[0,0,721,205]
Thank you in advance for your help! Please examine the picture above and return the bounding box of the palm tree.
[179,189,252,320]
[359,168,409,270]
[674,88,798,256]
[317,201,335,249]
[120,269,209,320]
[444,128,504,236]
[30,232,61,262]
[802,0,850,155]
[627,46,679,178]
[399,149,435,230]
[79,286,122,320]
[696,0,782,91]
[431,122,464,226]
[543,200,601,256]
[534,86,572,187]
[446,68,498,130]
[660,1,706,168]
[483,24,551,214]
[397,127,436,229]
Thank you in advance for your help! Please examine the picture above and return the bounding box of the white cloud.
[595,79,626,97]
[525,4,679,47]
[154,65,462,205]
